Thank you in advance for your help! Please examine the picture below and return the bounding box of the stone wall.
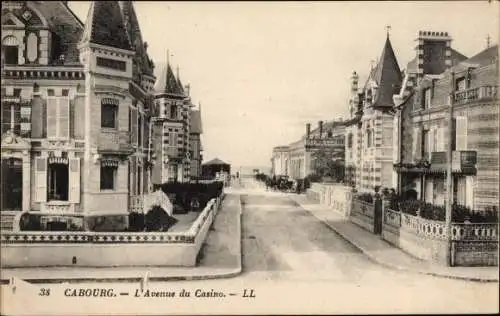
[382,207,498,266]
[0,195,224,268]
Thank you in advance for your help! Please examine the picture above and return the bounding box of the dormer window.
[2,36,20,65]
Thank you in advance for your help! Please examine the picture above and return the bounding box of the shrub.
[356,193,373,204]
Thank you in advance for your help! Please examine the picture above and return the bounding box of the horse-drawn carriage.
[267,175,295,193]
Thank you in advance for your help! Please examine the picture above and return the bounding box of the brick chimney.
[306,123,311,138]
[318,121,323,138]
[416,31,452,79]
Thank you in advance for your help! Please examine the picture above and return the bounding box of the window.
[170,104,177,120]
[347,133,353,148]
[2,36,20,65]
[456,78,466,91]
[327,131,333,138]
[169,131,178,147]
[423,88,432,109]
[100,166,116,190]
[422,129,429,159]
[138,114,142,147]
[366,129,372,148]
[101,103,117,128]
[47,163,69,201]
[46,96,70,139]
[48,89,55,96]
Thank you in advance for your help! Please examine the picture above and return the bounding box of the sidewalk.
[290,194,499,283]
[0,193,242,284]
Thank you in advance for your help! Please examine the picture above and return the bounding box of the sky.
[68,1,499,169]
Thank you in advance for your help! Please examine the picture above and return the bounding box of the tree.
[311,147,345,182]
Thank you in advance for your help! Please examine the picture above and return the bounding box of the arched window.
[2,36,20,65]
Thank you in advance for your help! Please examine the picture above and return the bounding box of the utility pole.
[445,71,455,266]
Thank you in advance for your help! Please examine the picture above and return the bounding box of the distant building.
[271,120,345,180]
[271,146,290,176]
[393,30,498,211]
[202,158,230,179]
[1,1,156,229]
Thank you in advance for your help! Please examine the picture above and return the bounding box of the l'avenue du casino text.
[134,288,226,298]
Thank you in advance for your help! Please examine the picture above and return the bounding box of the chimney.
[306,123,311,138]
[416,31,452,79]
[318,121,323,138]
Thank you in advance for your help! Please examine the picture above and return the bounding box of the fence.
[381,205,498,266]
[1,194,225,268]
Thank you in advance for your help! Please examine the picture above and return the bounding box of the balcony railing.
[394,151,476,174]
[454,85,498,105]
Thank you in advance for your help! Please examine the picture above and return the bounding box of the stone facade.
[394,30,499,212]
[271,120,345,180]
[344,35,402,192]
[1,1,157,229]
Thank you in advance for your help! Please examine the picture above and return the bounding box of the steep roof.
[372,36,403,107]
[119,1,155,76]
[28,1,84,64]
[203,158,230,166]
[462,44,498,67]
[155,63,183,96]
[81,1,132,51]
[190,110,202,134]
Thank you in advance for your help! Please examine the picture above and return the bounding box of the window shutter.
[34,157,47,202]
[428,128,435,157]
[438,127,446,152]
[412,127,422,161]
[455,116,468,150]
[59,97,70,138]
[68,157,80,203]
[131,108,138,145]
[465,176,475,209]
[46,98,57,138]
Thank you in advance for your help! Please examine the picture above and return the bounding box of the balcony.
[430,151,477,174]
[394,151,477,175]
[454,85,497,105]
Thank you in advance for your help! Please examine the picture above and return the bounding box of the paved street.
[2,178,498,315]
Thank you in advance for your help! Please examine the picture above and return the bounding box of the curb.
[1,194,244,285]
[295,198,499,284]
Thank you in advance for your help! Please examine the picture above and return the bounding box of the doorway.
[1,157,23,211]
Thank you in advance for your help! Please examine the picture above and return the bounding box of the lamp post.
[445,71,455,267]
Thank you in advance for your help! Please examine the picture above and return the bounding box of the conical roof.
[372,35,403,107]
[155,63,183,96]
[119,1,155,76]
[80,1,132,51]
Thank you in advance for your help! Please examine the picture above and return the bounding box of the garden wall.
[306,183,353,217]
[382,208,498,266]
[0,195,225,268]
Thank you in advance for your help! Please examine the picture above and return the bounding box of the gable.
[1,11,25,27]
